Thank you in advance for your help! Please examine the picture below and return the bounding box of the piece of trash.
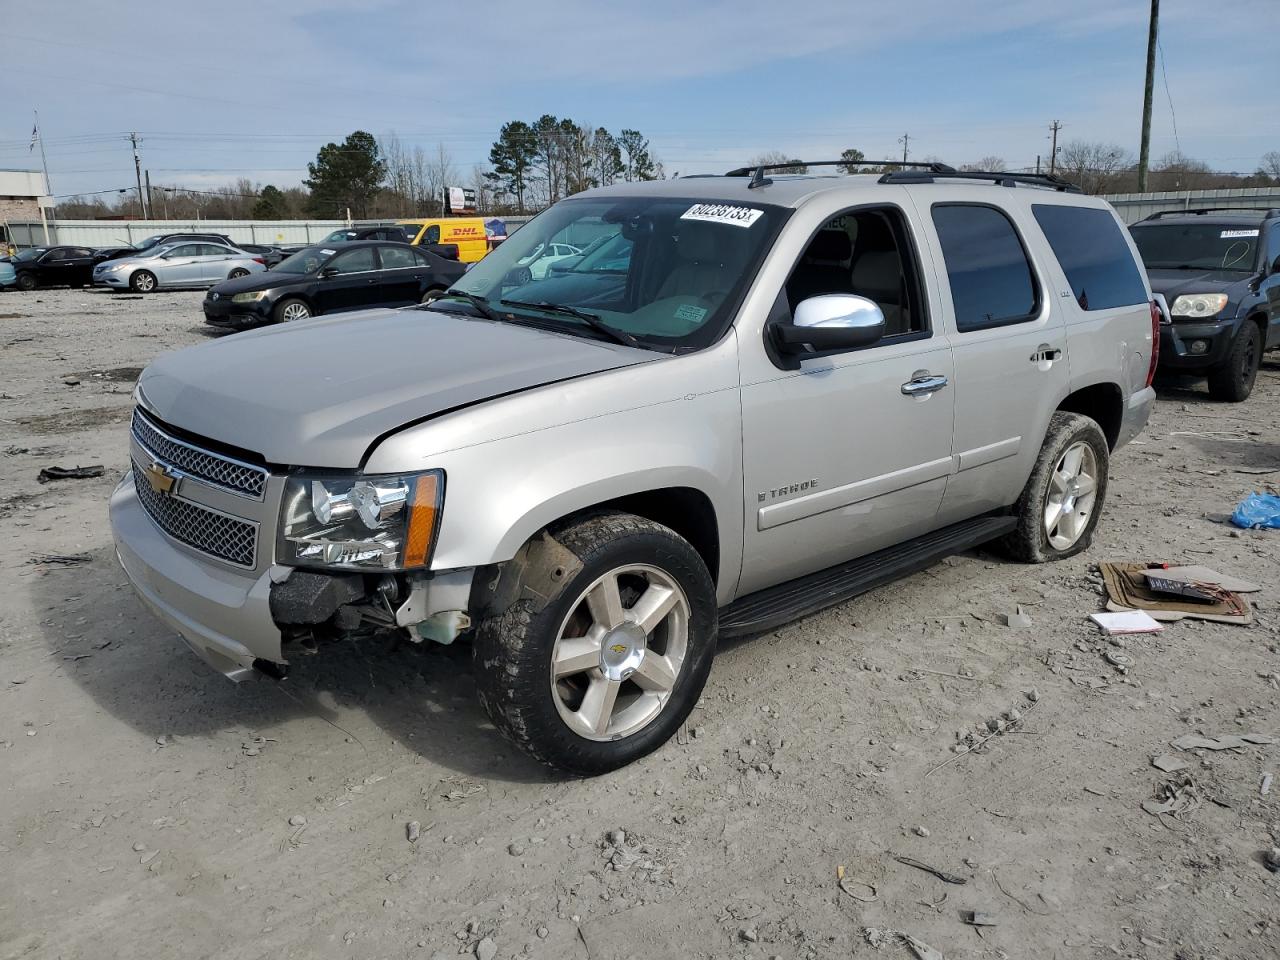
[1002,605,1032,629]
[287,815,306,827]
[37,464,104,484]
[1141,778,1200,822]
[836,864,845,880]
[962,911,997,927]
[1090,610,1162,635]
[1151,755,1189,773]
[1098,563,1251,624]
[27,553,92,566]
[1103,650,1133,669]
[1142,566,1260,593]
[1230,492,1280,529]
[838,877,878,902]
[899,932,945,960]
[1261,773,1273,797]
[406,820,421,843]
[1169,733,1274,751]
[1143,574,1220,603]
[894,855,968,885]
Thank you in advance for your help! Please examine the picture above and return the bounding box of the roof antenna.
[748,166,772,189]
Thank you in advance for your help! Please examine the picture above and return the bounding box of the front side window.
[932,204,1039,332]
[1130,220,1261,273]
[329,247,375,274]
[1033,205,1147,311]
[449,196,786,351]
[275,247,329,274]
[423,225,441,244]
[784,207,928,338]
[379,245,417,269]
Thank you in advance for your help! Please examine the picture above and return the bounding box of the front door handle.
[1031,344,1063,363]
[901,374,949,396]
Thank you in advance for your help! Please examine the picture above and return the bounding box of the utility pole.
[33,110,54,232]
[145,170,154,220]
[1035,155,1042,175]
[1137,0,1159,191]
[898,133,910,164]
[129,132,147,219]
[1048,121,1062,175]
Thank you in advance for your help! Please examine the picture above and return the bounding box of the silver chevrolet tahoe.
[110,161,1158,773]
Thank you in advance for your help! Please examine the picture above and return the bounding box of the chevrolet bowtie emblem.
[144,461,177,496]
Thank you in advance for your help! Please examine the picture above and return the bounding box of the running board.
[718,514,1017,639]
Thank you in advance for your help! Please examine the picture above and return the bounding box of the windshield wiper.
[499,299,640,348]
[431,289,503,323]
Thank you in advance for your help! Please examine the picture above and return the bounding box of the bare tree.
[1257,150,1280,183]
[749,151,807,173]
[960,156,1006,172]
[1055,140,1133,194]
[422,143,456,215]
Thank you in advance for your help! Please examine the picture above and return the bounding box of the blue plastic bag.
[1230,492,1280,529]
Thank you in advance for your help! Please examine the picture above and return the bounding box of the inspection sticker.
[320,248,337,255]
[674,303,708,323]
[1220,229,1258,238]
[681,203,763,228]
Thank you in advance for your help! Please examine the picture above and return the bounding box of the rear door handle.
[1031,344,1062,362]
[901,374,949,396]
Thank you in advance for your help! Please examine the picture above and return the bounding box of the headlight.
[232,290,268,303]
[278,470,443,571]
[1169,293,1228,319]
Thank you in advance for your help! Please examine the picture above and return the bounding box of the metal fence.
[1102,187,1280,223]
[2,215,534,249]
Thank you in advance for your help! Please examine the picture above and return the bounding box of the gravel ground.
[2,288,1279,960]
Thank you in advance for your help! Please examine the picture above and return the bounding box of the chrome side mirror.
[773,294,886,364]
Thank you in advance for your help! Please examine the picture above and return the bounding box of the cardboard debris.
[1090,610,1163,635]
[1099,563,1252,624]
[1169,733,1275,751]
[1152,754,1190,773]
[1144,565,1260,594]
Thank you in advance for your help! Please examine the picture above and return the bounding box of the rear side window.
[378,245,416,269]
[931,204,1039,331]
[1033,205,1146,310]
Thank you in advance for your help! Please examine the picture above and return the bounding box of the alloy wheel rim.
[1044,440,1098,550]
[282,303,309,321]
[549,564,689,742]
[137,273,154,291]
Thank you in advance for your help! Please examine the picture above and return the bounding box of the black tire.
[228,268,249,280]
[420,287,445,305]
[473,512,717,775]
[999,411,1109,563]
[129,270,157,293]
[1206,321,1261,402]
[273,297,312,323]
[15,272,36,292]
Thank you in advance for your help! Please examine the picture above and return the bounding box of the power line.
[1155,33,1180,154]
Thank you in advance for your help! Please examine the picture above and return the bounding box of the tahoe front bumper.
[110,471,283,680]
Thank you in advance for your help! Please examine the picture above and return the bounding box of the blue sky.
[0,0,1275,199]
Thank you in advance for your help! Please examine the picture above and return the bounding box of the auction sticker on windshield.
[681,203,764,228]
[1220,230,1258,238]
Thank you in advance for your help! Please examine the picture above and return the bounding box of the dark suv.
[1129,208,1280,401]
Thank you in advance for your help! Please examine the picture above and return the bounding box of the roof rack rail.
[877,169,1081,193]
[724,158,956,190]
[1139,207,1280,220]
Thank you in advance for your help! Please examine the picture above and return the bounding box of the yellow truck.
[399,218,493,264]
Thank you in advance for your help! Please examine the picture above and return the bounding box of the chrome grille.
[132,409,267,499]
[131,459,257,568]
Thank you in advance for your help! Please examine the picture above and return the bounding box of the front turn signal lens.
[403,473,442,568]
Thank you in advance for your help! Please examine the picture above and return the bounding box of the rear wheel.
[1000,411,1109,563]
[129,270,156,293]
[473,512,717,774]
[273,298,311,323]
[1206,322,1261,402]
[228,268,249,280]
[15,272,36,292]
[420,287,445,305]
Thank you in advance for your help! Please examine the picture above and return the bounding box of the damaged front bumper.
[111,471,477,680]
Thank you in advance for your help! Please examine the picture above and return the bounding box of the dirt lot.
[2,287,1278,960]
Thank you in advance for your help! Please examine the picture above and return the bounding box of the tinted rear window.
[932,204,1039,331]
[1033,205,1147,310]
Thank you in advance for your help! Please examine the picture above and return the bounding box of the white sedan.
[517,242,582,280]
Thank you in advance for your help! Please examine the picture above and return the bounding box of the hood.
[137,306,658,467]
[1145,268,1250,301]
[209,270,292,296]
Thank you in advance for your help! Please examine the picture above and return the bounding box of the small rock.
[1265,848,1280,874]
[407,821,421,843]
[508,842,525,856]
[536,926,549,939]
[739,928,759,943]
[343,931,355,944]
[288,815,306,827]
[139,849,159,865]
[132,841,146,852]
[1026,688,1041,702]
[914,825,931,838]
[607,829,626,847]
[475,937,497,960]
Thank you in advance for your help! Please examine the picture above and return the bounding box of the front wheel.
[420,288,445,305]
[273,298,312,323]
[15,272,36,292]
[999,411,1109,563]
[129,270,156,293]
[228,268,249,280]
[1206,322,1261,402]
[473,512,717,775]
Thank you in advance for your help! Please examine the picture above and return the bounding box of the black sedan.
[3,246,98,290]
[202,241,465,329]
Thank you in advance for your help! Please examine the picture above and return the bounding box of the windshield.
[274,246,331,274]
[1130,222,1260,272]
[14,248,47,262]
[322,230,358,243]
[448,196,784,350]
[135,235,167,250]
